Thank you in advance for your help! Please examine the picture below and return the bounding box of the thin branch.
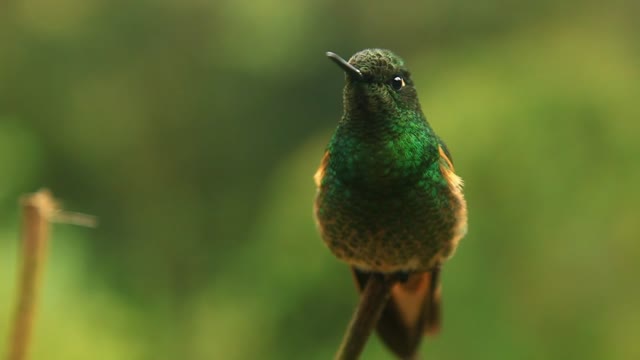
[335,273,400,360]
[5,189,95,360]
[6,190,58,360]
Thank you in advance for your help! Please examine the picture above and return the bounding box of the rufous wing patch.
[314,151,330,187]
[438,145,462,189]
[438,145,468,256]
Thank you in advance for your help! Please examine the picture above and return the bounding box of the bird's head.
[327,49,421,118]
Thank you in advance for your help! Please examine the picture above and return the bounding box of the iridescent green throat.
[324,92,445,196]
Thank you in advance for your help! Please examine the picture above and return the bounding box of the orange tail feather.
[352,267,442,359]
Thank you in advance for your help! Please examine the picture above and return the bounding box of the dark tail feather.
[351,267,442,359]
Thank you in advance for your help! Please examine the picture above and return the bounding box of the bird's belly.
[315,183,461,272]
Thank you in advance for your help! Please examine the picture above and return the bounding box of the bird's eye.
[390,76,405,91]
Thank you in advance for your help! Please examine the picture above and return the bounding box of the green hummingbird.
[314,49,468,359]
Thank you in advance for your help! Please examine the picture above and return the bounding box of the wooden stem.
[335,273,399,360]
[6,190,57,360]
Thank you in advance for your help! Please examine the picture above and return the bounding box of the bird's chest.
[315,130,460,270]
[329,135,431,192]
[315,164,457,272]
[322,160,451,222]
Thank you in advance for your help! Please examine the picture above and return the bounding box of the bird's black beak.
[326,52,363,80]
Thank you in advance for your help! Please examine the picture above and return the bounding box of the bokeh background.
[1,1,639,359]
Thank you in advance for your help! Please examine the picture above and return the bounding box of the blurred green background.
[1,0,639,359]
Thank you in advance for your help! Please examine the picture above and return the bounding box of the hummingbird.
[314,49,468,359]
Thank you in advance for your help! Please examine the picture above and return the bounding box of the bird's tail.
[351,267,441,359]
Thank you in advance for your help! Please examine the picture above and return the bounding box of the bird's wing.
[352,268,442,359]
[314,150,330,187]
[436,136,454,167]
